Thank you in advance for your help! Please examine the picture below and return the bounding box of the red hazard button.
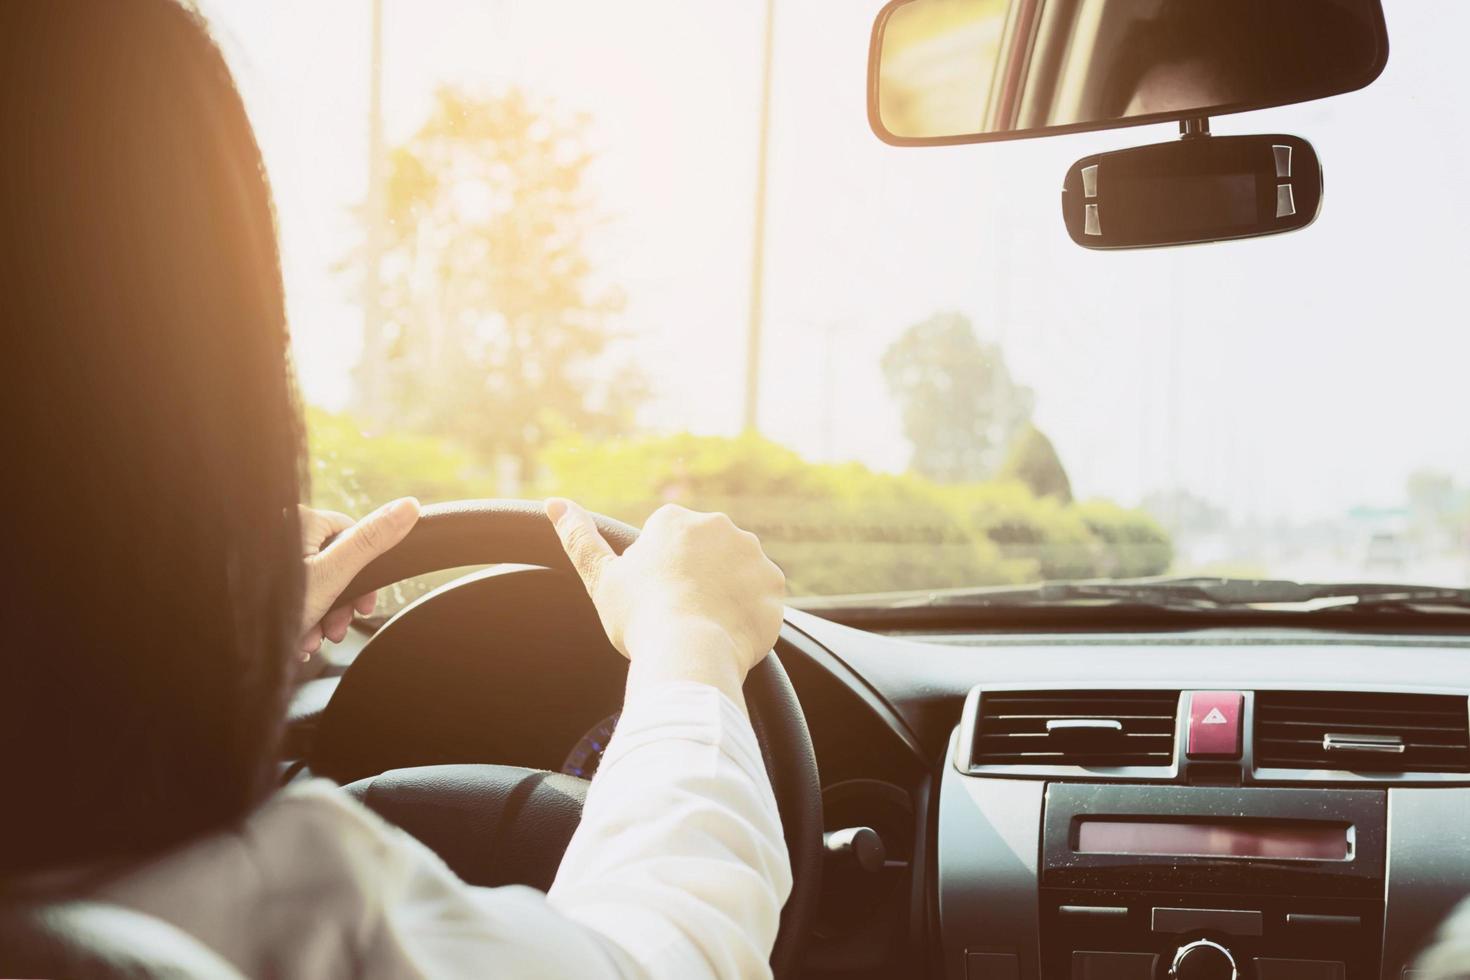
[1187,691,1243,759]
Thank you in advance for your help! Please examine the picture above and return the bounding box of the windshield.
[201,1,1470,609]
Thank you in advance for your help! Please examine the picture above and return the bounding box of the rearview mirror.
[1059,132,1321,250]
[868,0,1388,146]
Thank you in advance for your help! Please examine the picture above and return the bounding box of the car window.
[201,1,1470,598]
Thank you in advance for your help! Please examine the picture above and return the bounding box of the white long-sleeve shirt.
[83,680,792,979]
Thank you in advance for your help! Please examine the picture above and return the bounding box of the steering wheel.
[306,500,822,979]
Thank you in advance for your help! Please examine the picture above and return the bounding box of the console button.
[965,951,1019,980]
[1286,912,1361,929]
[1187,691,1243,758]
[1254,958,1345,980]
[1060,904,1130,921]
[1073,950,1158,980]
[1152,907,1262,937]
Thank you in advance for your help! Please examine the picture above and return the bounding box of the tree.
[881,312,1033,483]
[998,423,1072,502]
[1406,468,1466,548]
[353,86,643,484]
[1407,469,1457,521]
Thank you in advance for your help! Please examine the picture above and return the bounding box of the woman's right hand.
[546,499,786,707]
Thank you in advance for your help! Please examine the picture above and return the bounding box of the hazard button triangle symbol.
[1187,692,1242,758]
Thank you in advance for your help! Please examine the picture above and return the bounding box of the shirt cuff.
[600,680,769,793]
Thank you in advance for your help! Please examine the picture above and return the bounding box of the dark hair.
[0,0,305,877]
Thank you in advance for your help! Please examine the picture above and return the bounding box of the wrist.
[622,612,734,659]
[623,614,749,713]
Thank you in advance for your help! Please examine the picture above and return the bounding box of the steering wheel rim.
[327,499,822,979]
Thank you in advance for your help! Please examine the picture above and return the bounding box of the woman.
[0,1,789,977]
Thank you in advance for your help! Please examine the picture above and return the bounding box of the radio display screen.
[1075,819,1351,861]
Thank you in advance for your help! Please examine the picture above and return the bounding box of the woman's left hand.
[299,498,421,656]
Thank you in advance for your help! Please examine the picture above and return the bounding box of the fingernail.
[545,498,569,524]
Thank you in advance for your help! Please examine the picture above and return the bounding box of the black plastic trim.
[1381,787,1470,977]
[783,617,930,767]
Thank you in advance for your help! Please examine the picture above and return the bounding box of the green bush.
[1074,500,1174,578]
[998,424,1073,503]
[305,406,490,515]
[536,433,1031,595]
[304,415,1175,596]
[940,481,1103,581]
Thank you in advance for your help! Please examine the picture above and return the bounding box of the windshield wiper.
[1014,578,1470,612]
[798,577,1470,615]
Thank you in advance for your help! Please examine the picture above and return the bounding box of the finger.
[316,497,421,593]
[315,509,357,536]
[353,591,378,617]
[546,498,615,595]
[299,505,357,535]
[300,624,323,655]
[298,506,357,553]
[321,604,354,644]
[313,511,358,540]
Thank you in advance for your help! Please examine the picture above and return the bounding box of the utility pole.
[355,0,387,420]
[743,0,776,433]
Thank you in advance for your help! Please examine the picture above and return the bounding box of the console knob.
[1169,939,1237,980]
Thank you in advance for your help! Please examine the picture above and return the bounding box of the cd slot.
[1042,783,1385,897]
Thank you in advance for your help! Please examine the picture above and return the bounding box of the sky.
[196,0,1470,523]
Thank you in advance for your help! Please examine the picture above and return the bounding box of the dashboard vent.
[1254,691,1470,773]
[972,690,1179,767]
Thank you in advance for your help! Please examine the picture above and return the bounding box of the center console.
[936,685,1470,980]
[1040,783,1383,978]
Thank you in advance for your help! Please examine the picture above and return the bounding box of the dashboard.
[289,568,1470,980]
[788,609,1470,979]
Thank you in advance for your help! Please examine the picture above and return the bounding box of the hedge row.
[306,413,1172,596]
[536,433,1172,594]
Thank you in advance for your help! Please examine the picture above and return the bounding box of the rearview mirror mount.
[1060,124,1322,250]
